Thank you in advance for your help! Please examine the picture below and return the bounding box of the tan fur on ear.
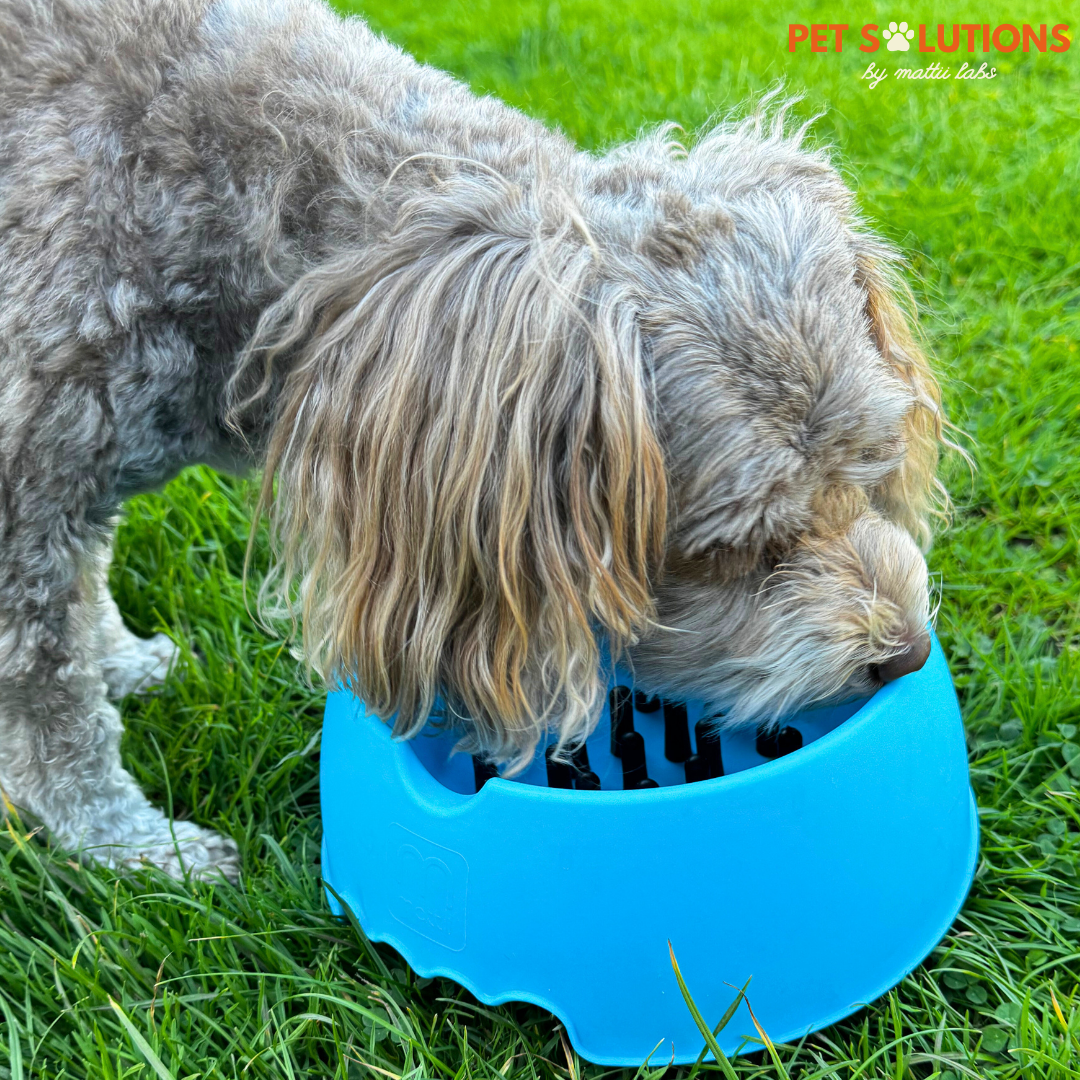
[231,173,667,770]
[857,252,951,548]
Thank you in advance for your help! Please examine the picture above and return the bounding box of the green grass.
[2,1,1079,1076]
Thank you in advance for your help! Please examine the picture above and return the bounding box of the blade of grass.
[0,993,24,1080]
[745,994,791,1080]
[668,941,744,1080]
[323,881,393,981]
[1049,983,1080,1056]
[686,976,754,1080]
[107,996,176,1080]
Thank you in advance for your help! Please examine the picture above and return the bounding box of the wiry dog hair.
[233,170,668,768]
[0,0,950,879]
[608,113,951,728]
[231,101,949,770]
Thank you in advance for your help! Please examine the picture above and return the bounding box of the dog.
[0,0,947,881]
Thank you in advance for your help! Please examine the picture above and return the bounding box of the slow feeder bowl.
[320,632,977,1066]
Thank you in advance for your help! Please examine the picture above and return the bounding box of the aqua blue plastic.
[320,633,977,1066]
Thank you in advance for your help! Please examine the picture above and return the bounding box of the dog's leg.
[96,537,181,700]
[0,539,239,882]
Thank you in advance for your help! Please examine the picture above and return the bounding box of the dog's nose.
[872,633,932,683]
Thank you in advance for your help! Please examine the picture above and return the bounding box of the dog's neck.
[157,0,591,466]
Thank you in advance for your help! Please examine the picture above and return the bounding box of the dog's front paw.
[89,815,241,883]
[100,633,181,698]
[129,820,241,883]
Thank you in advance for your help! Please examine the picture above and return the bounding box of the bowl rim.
[358,635,945,807]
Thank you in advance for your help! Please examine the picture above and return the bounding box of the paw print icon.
[882,20,916,50]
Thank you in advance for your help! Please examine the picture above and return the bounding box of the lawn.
[2,0,1079,1077]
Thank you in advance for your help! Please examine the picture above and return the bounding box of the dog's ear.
[234,176,667,769]
[856,250,946,548]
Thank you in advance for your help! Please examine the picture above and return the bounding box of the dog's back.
[0,0,566,476]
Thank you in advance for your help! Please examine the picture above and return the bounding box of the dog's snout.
[871,633,931,683]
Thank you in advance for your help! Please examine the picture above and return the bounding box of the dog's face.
[242,110,945,768]
[630,496,934,725]
[617,144,942,721]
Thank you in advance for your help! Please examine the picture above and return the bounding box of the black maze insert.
[663,701,692,762]
[473,756,500,790]
[633,691,662,713]
[544,745,575,788]
[609,686,634,756]
[469,686,812,792]
[757,726,803,759]
[692,718,724,781]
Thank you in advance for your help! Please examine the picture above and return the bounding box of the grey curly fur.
[0,0,946,880]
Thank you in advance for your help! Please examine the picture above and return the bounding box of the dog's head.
[234,105,946,767]
[593,113,946,723]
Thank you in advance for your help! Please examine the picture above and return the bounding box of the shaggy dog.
[0,0,947,881]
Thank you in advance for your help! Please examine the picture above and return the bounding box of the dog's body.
[0,0,945,879]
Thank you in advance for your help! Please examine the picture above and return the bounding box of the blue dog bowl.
[320,633,977,1066]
